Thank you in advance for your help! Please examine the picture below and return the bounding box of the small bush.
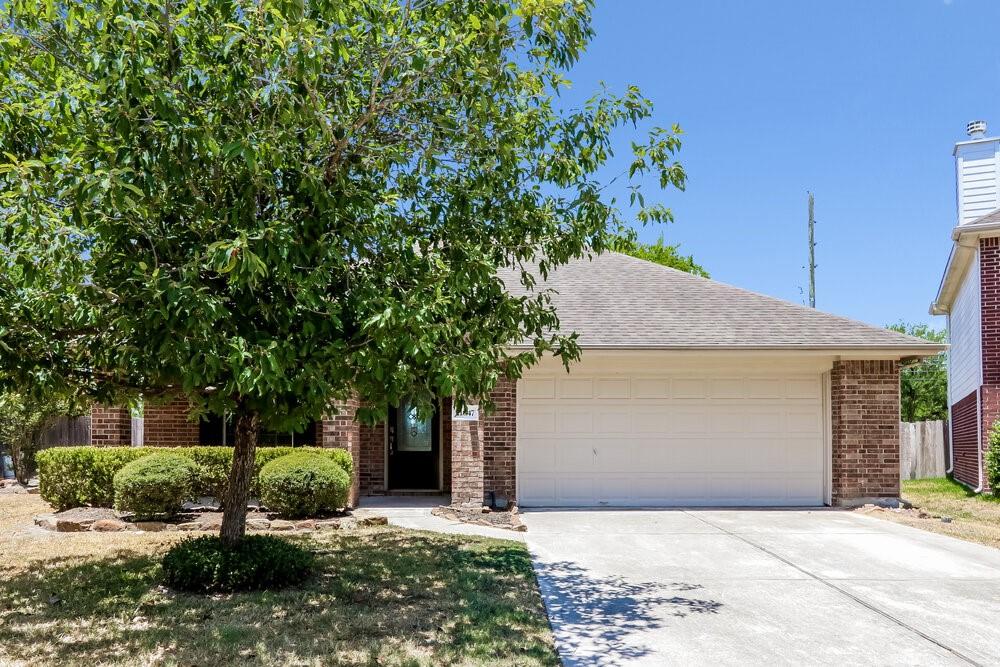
[36,445,353,510]
[162,535,314,593]
[37,446,152,510]
[259,452,350,518]
[987,422,1000,497]
[113,453,196,518]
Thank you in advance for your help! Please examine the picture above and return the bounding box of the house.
[93,252,942,508]
[930,120,1000,493]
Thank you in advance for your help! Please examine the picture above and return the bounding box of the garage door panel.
[519,438,557,472]
[518,370,825,507]
[521,407,556,434]
[594,408,631,433]
[632,378,670,398]
[633,409,670,433]
[595,377,630,399]
[558,476,596,504]
[556,441,596,471]
[519,475,557,505]
[672,378,708,399]
[786,410,823,434]
[559,408,594,434]
[559,377,594,398]
[786,438,824,471]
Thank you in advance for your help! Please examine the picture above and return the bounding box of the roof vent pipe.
[967,120,988,138]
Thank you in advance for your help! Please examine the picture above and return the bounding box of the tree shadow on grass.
[532,560,723,665]
[0,529,559,666]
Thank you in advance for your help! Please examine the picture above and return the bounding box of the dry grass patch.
[0,494,557,666]
[859,478,1000,550]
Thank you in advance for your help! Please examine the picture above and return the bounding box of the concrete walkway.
[356,496,525,541]
[522,508,1000,666]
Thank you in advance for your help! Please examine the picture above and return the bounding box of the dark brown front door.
[387,400,440,490]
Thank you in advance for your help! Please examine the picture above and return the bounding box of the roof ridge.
[602,252,936,348]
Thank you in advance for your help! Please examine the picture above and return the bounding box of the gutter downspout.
[946,314,955,475]
[976,388,985,492]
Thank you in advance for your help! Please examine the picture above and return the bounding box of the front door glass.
[396,401,432,452]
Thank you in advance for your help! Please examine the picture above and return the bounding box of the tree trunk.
[11,437,32,485]
[220,401,259,547]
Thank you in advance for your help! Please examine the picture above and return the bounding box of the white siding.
[956,140,1000,225]
[949,253,982,404]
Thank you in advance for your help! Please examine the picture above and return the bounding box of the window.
[198,413,317,446]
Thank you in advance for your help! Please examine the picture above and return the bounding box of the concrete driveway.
[522,509,1000,666]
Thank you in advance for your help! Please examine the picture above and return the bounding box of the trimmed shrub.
[162,535,313,593]
[987,422,1000,497]
[36,445,353,510]
[259,452,351,518]
[37,446,152,510]
[113,453,197,518]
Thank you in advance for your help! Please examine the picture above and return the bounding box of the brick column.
[483,378,517,505]
[451,404,485,507]
[451,379,518,508]
[830,360,900,506]
[318,398,361,506]
[90,406,131,445]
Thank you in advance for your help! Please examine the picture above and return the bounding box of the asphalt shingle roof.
[500,252,941,350]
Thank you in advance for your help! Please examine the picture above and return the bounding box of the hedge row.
[35,445,353,511]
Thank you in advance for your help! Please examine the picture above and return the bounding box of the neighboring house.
[94,253,941,509]
[930,120,1000,493]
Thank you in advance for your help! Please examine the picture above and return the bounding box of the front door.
[387,399,440,490]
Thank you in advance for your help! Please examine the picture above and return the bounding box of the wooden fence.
[900,420,948,480]
[39,415,92,446]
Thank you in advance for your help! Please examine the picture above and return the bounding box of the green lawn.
[0,495,558,667]
[889,477,1000,549]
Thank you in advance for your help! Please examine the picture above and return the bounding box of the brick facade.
[90,406,131,445]
[482,379,517,503]
[830,360,901,505]
[359,422,386,495]
[317,399,362,505]
[951,390,980,489]
[143,397,199,446]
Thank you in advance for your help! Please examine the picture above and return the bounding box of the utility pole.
[808,192,816,308]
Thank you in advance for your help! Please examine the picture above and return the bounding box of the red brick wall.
[483,379,517,503]
[979,386,998,493]
[90,406,131,445]
[143,397,199,446]
[450,381,518,507]
[359,422,385,495]
[318,399,361,505]
[981,238,1000,385]
[830,360,900,505]
[951,390,980,488]
[450,404,485,506]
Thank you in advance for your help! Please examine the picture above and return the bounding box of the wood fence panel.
[39,415,92,446]
[900,420,948,480]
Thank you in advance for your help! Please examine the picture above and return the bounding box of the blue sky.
[562,0,1000,329]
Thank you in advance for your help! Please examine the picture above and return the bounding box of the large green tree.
[0,390,85,483]
[614,234,707,277]
[0,0,685,544]
[888,323,947,422]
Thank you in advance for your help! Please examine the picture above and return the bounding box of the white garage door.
[517,369,827,507]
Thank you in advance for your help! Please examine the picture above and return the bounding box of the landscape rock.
[246,517,271,531]
[431,505,526,532]
[357,515,388,527]
[34,513,58,530]
[294,520,316,531]
[92,519,130,532]
[134,521,168,532]
[269,519,295,531]
[50,507,121,532]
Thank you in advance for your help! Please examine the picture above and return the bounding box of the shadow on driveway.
[533,559,723,664]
